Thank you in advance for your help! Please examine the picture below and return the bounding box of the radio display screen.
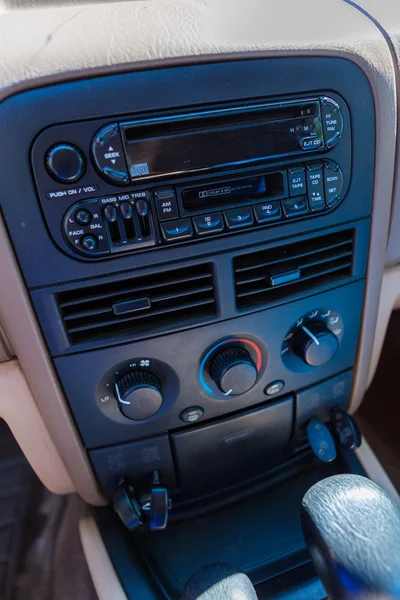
[121,101,322,181]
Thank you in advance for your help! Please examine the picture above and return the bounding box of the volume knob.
[209,347,258,396]
[45,143,85,183]
[115,371,163,421]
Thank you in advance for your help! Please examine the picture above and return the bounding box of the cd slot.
[181,172,285,213]
[122,102,318,142]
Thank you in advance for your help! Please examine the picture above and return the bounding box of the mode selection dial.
[209,347,258,396]
[292,321,339,367]
[281,308,343,370]
[115,371,163,421]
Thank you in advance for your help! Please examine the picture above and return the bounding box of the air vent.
[57,263,217,345]
[234,230,354,310]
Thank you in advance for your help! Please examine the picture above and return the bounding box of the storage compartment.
[171,397,293,492]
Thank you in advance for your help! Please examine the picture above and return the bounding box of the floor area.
[0,419,97,600]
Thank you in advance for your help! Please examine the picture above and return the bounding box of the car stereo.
[31,93,349,260]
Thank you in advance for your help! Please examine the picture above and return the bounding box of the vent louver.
[234,230,354,310]
[58,263,217,345]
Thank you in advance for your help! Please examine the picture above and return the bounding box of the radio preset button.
[300,137,323,151]
[323,160,344,207]
[306,162,325,211]
[224,207,254,229]
[288,166,306,197]
[253,201,282,223]
[282,196,309,218]
[193,212,224,235]
[161,218,193,242]
[75,209,91,226]
[91,123,130,186]
[320,97,343,148]
[154,188,179,221]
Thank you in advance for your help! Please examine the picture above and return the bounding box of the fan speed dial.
[115,371,163,421]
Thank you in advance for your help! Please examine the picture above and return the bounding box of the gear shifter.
[301,474,400,599]
[182,564,257,600]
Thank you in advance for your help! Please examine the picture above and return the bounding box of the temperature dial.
[115,371,163,421]
[209,347,258,395]
[292,321,338,367]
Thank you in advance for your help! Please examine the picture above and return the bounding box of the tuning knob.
[292,321,339,367]
[115,371,163,420]
[209,347,258,396]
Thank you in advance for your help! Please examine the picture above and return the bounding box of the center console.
[0,56,374,597]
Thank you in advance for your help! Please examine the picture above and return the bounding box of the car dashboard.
[0,1,400,598]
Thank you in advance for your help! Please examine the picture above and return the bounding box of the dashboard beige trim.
[80,511,128,600]
[368,266,400,388]
[356,435,400,503]
[0,0,396,500]
[351,2,400,267]
[0,216,105,504]
[0,323,13,362]
[0,359,74,493]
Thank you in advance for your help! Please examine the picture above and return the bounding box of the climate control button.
[180,407,204,424]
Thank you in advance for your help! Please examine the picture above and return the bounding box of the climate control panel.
[54,281,363,448]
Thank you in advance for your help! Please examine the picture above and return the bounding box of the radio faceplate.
[31,91,351,261]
